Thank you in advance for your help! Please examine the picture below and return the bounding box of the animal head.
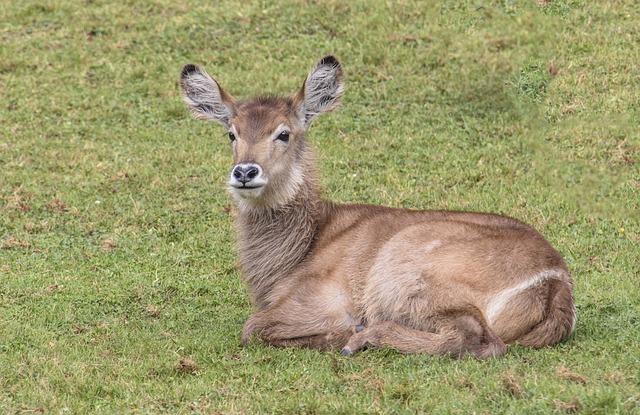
[179,56,344,209]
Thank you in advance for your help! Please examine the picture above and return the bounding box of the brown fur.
[179,56,576,358]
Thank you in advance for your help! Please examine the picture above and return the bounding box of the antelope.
[179,56,576,358]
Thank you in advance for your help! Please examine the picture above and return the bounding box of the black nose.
[232,165,260,184]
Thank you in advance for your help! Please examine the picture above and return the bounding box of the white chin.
[229,186,265,200]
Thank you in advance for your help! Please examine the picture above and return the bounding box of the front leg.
[341,312,507,358]
[241,309,361,351]
[257,330,357,350]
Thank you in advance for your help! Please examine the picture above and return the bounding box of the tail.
[517,277,576,348]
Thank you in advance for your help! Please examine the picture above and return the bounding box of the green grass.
[1,0,639,413]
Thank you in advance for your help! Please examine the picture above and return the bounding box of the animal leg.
[241,309,360,350]
[342,313,506,358]
[260,330,352,350]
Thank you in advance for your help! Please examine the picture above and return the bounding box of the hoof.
[341,347,353,357]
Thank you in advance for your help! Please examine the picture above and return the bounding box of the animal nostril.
[232,165,260,184]
[246,167,259,179]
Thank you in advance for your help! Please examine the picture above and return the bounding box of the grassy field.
[1,0,639,413]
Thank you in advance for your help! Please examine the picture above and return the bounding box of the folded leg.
[342,311,506,358]
[241,303,360,351]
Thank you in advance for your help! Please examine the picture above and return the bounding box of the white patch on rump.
[485,269,566,326]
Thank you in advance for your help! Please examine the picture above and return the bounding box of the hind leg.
[342,311,506,358]
[487,274,575,347]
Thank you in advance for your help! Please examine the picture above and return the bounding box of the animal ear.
[179,64,235,128]
[294,55,345,129]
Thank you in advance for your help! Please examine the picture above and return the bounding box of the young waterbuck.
[179,56,575,358]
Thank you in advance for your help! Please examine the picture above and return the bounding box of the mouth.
[230,183,264,190]
[228,182,266,199]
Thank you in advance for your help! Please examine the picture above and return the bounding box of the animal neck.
[234,163,322,309]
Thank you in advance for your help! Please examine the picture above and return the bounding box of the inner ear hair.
[297,55,345,127]
[180,64,235,127]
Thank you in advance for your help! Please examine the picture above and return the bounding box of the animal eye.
[277,131,290,143]
[228,131,236,142]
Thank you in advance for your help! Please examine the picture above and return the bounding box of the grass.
[1,0,639,413]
